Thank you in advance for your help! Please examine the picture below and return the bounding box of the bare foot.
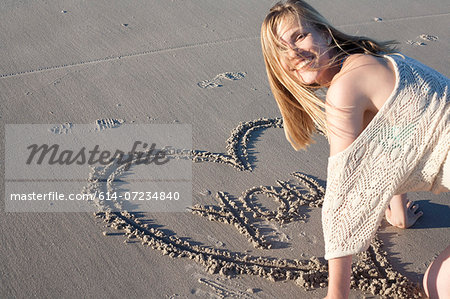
[385,194,423,229]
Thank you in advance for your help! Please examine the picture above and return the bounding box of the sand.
[1,0,449,298]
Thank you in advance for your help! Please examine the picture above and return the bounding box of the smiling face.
[276,17,336,86]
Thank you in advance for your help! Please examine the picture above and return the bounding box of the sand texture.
[1,0,449,298]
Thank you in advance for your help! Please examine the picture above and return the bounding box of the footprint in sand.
[406,34,438,46]
[197,277,257,299]
[419,34,438,41]
[197,72,246,89]
[207,235,225,247]
[48,119,125,135]
[95,118,125,131]
[406,40,426,46]
[49,122,73,134]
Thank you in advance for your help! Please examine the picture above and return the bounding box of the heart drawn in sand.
[83,117,423,298]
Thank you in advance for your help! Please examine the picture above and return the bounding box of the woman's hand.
[385,193,423,229]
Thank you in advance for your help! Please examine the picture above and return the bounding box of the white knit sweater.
[322,54,449,260]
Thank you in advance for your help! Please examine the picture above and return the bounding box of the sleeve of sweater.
[321,143,400,260]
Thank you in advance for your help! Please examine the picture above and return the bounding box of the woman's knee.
[423,245,450,298]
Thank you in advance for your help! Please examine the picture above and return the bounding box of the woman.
[260,0,449,298]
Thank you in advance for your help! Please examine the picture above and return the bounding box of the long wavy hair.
[261,0,397,150]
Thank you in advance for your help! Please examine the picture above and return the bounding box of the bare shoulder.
[327,53,394,107]
[325,54,395,156]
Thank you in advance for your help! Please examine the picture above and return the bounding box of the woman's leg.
[423,245,450,298]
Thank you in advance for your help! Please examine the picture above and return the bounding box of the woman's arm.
[325,255,353,299]
[324,55,377,298]
[324,80,361,297]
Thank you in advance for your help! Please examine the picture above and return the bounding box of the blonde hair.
[261,0,397,150]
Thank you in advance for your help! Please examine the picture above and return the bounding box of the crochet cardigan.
[322,54,449,260]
